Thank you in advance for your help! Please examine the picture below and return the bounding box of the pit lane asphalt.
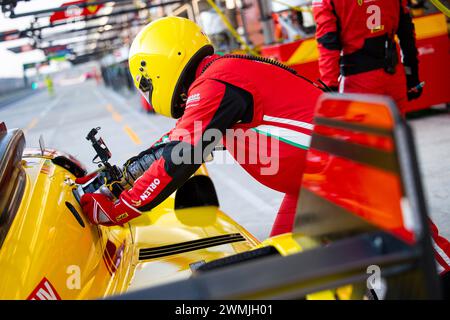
[1,80,448,241]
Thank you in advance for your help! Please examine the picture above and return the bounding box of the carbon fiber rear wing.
[113,94,441,300]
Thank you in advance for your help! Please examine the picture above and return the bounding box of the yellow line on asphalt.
[106,104,140,144]
[106,104,123,122]
[112,112,122,122]
[123,125,142,145]
[24,117,39,133]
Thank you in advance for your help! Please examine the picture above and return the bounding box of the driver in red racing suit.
[81,53,320,236]
[79,17,450,286]
[79,17,321,238]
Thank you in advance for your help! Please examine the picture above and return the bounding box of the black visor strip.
[314,116,392,137]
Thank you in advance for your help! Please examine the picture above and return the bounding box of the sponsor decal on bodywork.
[103,240,125,274]
[27,277,61,300]
[40,159,55,175]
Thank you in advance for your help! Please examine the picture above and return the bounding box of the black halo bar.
[0,0,185,41]
[9,0,133,18]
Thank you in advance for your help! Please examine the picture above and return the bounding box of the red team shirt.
[313,0,417,88]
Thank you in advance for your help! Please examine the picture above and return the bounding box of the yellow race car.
[0,123,260,299]
[0,94,443,300]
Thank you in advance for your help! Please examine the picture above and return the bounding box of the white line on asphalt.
[39,94,63,119]
[23,94,63,135]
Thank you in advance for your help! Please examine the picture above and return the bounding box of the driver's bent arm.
[120,78,252,212]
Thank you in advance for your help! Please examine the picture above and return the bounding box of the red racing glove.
[80,193,141,226]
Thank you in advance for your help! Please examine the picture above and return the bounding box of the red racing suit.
[313,0,419,113]
[120,55,321,236]
[119,54,450,276]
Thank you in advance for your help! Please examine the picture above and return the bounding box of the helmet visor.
[137,75,153,106]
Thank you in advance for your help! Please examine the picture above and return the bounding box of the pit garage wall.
[260,13,450,113]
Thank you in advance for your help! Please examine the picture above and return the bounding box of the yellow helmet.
[128,17,213,118]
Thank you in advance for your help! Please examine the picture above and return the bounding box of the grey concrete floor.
[0,80,448,241]
[408,109,450,239]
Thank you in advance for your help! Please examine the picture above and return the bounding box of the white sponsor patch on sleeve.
[186,93,201,108]
[140,178,161,201]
